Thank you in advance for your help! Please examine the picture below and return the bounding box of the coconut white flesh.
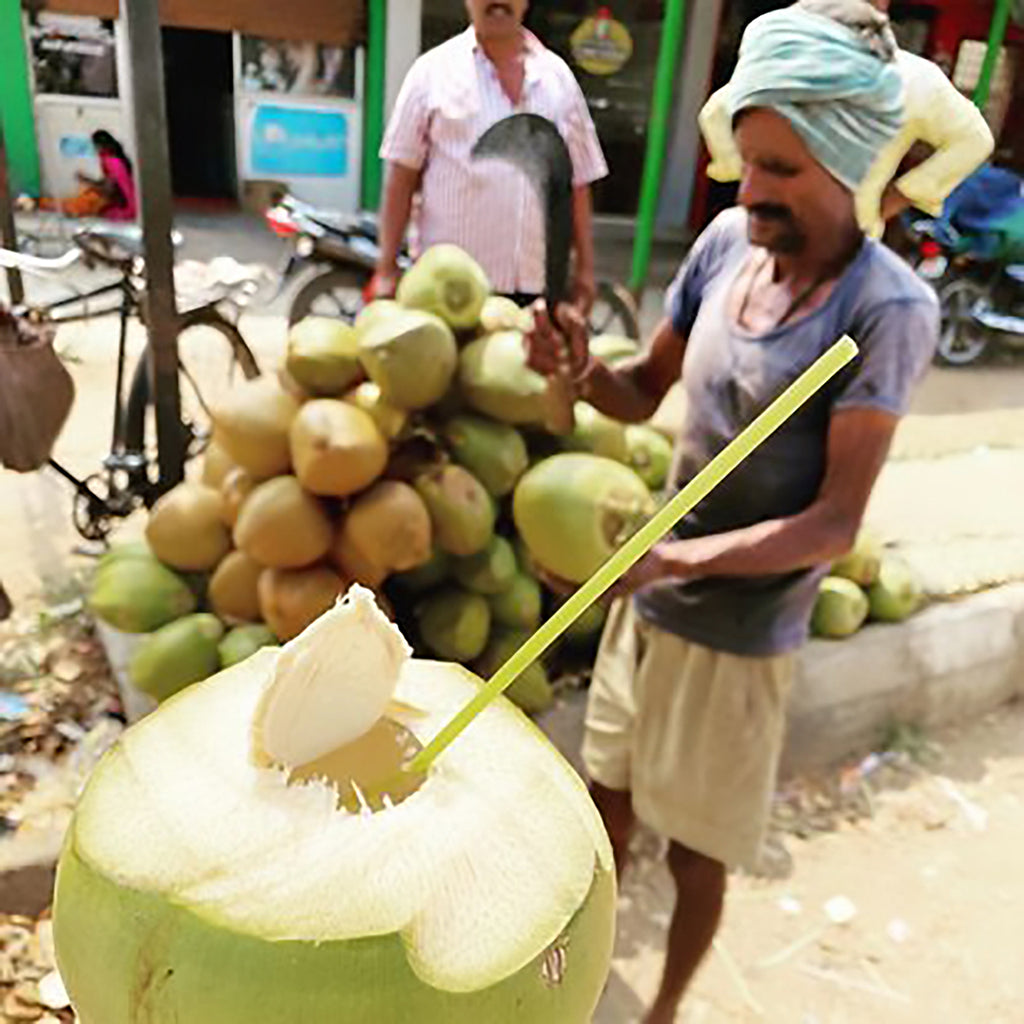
[73,643,612,993]
[252,584,411,768]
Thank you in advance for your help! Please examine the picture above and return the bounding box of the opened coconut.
[146,482,231,572]
[417,588,491,662]
[355,298,404,336]
[831,528,883,587]
[414,465,495,558]
[286,317,362,396]
[129,613,224,702]
[476,629,555,716]
[209,550,264,623]
[811,577,869,638]
[212,376,301,480]
[54,587,614,1023]
[332,481,433,588]
[514,454,655,584]
[443,415,528,497]
[480,295,532,334]
[258,565,347,641]
[396,244,490,330]
[344,381,408,441]
[219,624,278,668]
[234,476,332,569]
[290,400,388,498]
[562,403,628,463]
[89,557,196,634]
[458,331,548,426]
[624,425,672,490]
[358,309,457,410]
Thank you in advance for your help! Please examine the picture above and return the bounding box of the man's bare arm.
[373,162,421,292]
[657,408,896,580]
[571,185,596,313]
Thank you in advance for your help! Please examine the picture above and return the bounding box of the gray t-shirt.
[635,208,939,657]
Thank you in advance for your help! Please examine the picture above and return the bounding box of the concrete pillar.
[656,0,724,233]
[385,0,423,119]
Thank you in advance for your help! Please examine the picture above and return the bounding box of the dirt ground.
[598,700,1024,1024]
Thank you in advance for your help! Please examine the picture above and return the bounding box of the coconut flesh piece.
[58,583,613,1012]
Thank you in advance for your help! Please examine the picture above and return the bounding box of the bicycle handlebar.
[0,246,81,275]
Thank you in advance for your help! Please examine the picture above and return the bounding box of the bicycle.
[1,225,262,542]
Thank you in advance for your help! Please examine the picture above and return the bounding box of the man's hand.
[535,542,684,604]
[524,299,591,381]
[366,268,400,301]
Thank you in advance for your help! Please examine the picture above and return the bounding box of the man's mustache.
[485,2,514,13]
[748,203,794,223]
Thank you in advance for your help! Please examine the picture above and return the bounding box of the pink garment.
[381,28,608,295]
[100,152,137,221]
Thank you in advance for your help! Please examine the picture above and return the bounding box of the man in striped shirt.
[371,1,608,311]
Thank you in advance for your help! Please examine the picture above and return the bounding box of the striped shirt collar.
[459,25,548,85]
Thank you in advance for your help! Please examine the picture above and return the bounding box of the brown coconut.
[331,481,433,588]
[220,467,256,527]
[233,476,332,569]
[290,400,389,498]
[200,442,235,489]
[413,464,495,557]
[212,376,301,480]
[146,483,231,572]
[258,565,348,641]
[208,551,263,623]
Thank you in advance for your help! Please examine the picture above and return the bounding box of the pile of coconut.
[88,244,671,713]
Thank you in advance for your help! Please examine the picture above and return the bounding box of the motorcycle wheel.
[288,267,371,327]
[935,279,992,367]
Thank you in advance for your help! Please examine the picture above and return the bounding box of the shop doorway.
[162,27,236,201]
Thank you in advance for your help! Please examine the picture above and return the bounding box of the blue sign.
[59,135,94,159]
[250,105,348,178]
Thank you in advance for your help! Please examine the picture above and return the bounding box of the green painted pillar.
[0,1,40,196]
[630,0,688,295]
[361,0,387,211]
[974,0,1012,111]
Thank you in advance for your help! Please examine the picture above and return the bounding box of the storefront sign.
[570,8,633,77]
[250,104,349,178]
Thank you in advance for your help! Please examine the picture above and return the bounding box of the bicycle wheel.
[124,308,260,466]
[588,280,640,340]
[288,267,370,327]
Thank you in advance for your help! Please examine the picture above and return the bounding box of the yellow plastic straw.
[407,336,858,774]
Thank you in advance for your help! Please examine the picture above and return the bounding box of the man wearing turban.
[525,7,940,1022]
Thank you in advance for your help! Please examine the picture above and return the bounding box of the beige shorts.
[582,599,794,871]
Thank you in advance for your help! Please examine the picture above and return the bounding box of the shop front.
[7,0,367,213]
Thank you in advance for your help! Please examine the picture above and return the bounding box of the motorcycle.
[265,191,640,338]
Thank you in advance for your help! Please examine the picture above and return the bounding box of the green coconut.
[414,465,495,558]
[589,335,639,366]
[54,588,614,1024]
[811,577,870,639]
[479,296,532,334]
[219,624,278,668]
[458,331,548,426]
[476,629,554,716]
[355,299,404,337]
[561,602,608,648]
[624,425,673,490]
[89,557,196,634]
[452,536,518,596]
[129,613,224,702]
[344,382,408,441]
[562,403,628,463]
[416,588,491,662]
[393,548,451,594]
[358,309,458,411]
[286,317,363,396]
[513,454,655,584]
[868,557,923,623]
[488,573,543,631]
[831,528,883,587]
[443,415,529,498]
[397,244,491,330]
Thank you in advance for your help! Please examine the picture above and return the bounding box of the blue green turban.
[726,8,905,189]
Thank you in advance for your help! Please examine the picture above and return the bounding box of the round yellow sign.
[571,11,634,77]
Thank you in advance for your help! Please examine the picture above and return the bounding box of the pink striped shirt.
[381,27,608,295]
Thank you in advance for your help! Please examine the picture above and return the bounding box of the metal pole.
[122,0,184,490]
[361,0,388,211]
[0,121,25,306]
[975,0,1012,111]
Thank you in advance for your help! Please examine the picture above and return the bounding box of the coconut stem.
[405,337,859,775]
